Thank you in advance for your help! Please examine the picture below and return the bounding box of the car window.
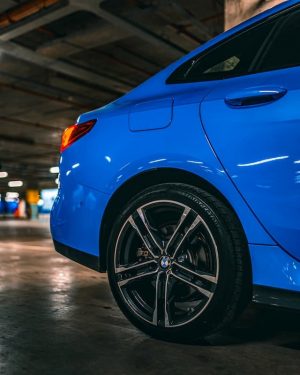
[167,18,278,84]
[204,56,240,74]
[256,11,300,72]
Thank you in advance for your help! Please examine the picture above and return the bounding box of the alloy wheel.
[113,200,219,328]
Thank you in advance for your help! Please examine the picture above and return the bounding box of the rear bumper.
[249,244,300,292]
[53,240,100,271]
[50,184,110,257]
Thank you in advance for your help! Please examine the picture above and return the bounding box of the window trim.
[166,3,300,85]
[253,11,299,74]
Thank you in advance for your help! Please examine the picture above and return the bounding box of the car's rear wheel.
[107,183,251,342]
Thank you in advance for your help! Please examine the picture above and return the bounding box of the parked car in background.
[51,0,300,342]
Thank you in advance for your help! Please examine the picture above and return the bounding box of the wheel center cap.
[160,256,171,269]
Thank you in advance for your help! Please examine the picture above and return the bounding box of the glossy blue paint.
[52,88,274,257]
[250,244,300,292]
[129,97,173,131]
[51,0,300,295]
[201,67,300,260]
[50,181,110,255]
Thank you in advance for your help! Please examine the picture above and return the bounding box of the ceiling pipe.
[0,0,61,29]
[0,1,76,42]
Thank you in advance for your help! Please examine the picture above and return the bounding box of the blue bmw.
[51,0,300,342]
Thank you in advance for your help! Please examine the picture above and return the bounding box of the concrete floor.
[0,218,300,375]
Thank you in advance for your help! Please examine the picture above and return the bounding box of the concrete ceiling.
[0,0,228,194]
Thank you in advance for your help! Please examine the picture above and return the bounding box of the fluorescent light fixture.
[0,171,8,178]
[8,181,23,188]
[50,166,59,174]
[55,178,59,185]
[6,192,19,199]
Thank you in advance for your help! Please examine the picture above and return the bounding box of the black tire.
[107,183,251,342]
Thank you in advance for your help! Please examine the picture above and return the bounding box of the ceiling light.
[0,171,8,178]
[8,181,23,188]
[50,166,59,174]
[6,192,19,199]
[55,178,59,185]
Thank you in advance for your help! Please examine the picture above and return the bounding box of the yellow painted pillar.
[26,190,40,220]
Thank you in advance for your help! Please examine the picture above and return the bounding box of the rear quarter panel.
[55,94,274,255]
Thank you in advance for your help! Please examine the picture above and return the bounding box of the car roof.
[167,0,300,74]
[120,0,300,101]
[79,0,300,120]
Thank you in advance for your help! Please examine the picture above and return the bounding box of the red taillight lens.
[60,119,96,153]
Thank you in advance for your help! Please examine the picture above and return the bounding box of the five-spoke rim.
[114,200,219,328]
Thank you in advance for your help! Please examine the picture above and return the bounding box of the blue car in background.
[51,0,300,342]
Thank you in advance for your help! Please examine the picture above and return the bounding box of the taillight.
[60,119,97,153]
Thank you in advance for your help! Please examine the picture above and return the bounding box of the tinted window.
[167,19,277,84]
[256,11,300,72]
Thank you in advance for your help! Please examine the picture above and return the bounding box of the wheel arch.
[99,167,249,272]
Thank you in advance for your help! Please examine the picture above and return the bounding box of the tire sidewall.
[107,184,243,342]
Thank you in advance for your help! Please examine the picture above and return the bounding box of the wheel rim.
[113,200,219,328]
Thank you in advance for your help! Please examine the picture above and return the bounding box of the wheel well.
[99,168,247,272]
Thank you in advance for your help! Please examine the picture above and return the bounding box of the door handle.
[225,87,287,107]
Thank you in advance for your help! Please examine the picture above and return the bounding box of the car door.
[200,8,300,260]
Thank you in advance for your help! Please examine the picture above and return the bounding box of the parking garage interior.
[1,0,300,374]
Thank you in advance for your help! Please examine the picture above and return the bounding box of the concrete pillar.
[225,0,284,30]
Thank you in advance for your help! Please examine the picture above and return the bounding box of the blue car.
[51,0,300,342]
